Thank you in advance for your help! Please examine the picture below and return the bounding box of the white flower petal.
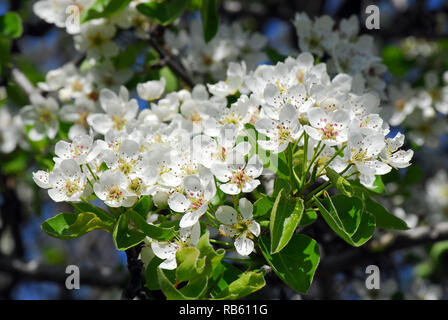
[216,205,238,225]
[239,198,253,220]
[168,193,190,213]
[234,236,254,256]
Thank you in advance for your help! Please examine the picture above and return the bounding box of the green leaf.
[299,209,317,227]
[315,194,362,236]
[81,0,132,23]
[70,201,115,227]
[259,234,320,294]
[127,210,174,241]
[209,261,243,297]
[314,194,375,246]
[145,256,163,290]
[42,212,110,240]
[113,213,146,251]
[368,176,385,194]
[350,211,376,245]
[132,195,153,218]
[270,189,304,254]
[159,66,179,92]
[213,270,265,300]
[137,0,189,26]
[158,268,208,300]
[196,231,226,277]
[201,0,218,43]
[326,167,354,197]
[253,195,274,218]
[353,187,409,230]
[0,12,22,39]
[176,247,206,282]
[365,198,409,230]
[210,186,226,206]
[271,178,291,198]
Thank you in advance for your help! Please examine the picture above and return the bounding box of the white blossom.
[215,198,260,256]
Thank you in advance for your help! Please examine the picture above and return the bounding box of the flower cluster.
[383,71,448,149]
[165,19,268,81]
[293,13,387,99]
[31,49,413,264]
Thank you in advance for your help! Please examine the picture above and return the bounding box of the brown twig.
[121,243,145,300]
[148,29,196,88]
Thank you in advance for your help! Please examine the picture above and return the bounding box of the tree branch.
[121,243,144,300]
[11,68,40,96]
[148,30,196,88]
[0,256,126,288]
[318,222,448,275]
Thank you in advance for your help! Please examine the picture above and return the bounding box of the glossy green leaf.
[353,187,409,230]
[158,268,208,300]
[299,209,317,227]
[270,189,304,254]
[176,247,207,282]
[326,167,354,197]
[371,176,385,194]
[127,210,174,241]
[196,231,226,277]
[132,195,153,218]
[113,213,146,251]
[213,270,266,300]
[42,212,110,240]
[145,256,163,290]
[314,194,361,237]
[365,198,409,230]
[209,261,243,297]
[271,178,291,198]
[259,234,320,294]
[253,195,274,218]
[314,194,375,246]
[70,201,116,227]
